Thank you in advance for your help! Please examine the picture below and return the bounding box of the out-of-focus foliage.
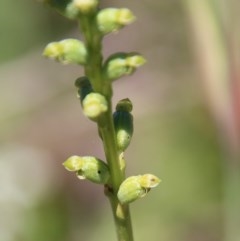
[0,0,74,63]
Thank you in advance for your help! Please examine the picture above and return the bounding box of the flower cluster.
[43,0,160,209]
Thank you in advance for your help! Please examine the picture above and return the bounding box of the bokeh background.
[1,1,239,241]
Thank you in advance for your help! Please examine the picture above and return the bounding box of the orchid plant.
[42,1,161,240]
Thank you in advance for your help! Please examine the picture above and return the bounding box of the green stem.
[99,103,124,188]
[80,14,134,241]
[108,195,133,241]
[100,106,134,241]
[79,16,103,93]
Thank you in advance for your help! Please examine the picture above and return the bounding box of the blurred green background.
[1,1,238,241]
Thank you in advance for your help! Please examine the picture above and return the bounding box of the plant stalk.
[80,14,134,241]
[100,110,134,241]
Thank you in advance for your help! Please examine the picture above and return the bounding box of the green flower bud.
[116,98,133,112]
[76,156,110,184]
[139,174,161,188]
[60,39,88,64]
[113,98,133,152]
[72,0,98,14]
[43,39,88,65]
[63,155,83,171]
[103,52,146,81]
[117,174,161,204]
[63,156,110,184]
[82,93,108,121]
[75,76,93,103]
[97,8,136,35]
[43,42,63,60]
[126,54,146,68]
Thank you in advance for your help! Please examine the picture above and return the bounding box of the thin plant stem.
[80,13,134,241]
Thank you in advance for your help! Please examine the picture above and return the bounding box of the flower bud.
[82,93,108,121]
[116,98,133,112]
[117,174,161,204]
[72,0,98,14]
[43,39,88,65]
[139,174,161,188]
[113,99,133,152]
[126,54,146,68]
[97,8,136,35]
[63,155,83,171]
[103,52,146,81]
[75,76,93,103]
[63,156,110,184]
[43,42,63,60]
[76,156,110,184]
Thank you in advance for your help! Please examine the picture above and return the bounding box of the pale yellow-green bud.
[139,174,161,188]
[60,39,88,64]
[73,0,98,14]
[103,52,146,81]
[76,156,110,184]
[117,174,161,204]
[126,55,146,68]
[43,39,88,65]
[82,93,108,121]
[43,42,63,60]
[63,155,83,171]
[63,156,110,184]
[97,8,136,35]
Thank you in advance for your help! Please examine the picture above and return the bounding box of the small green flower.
[43,39,88,65]
[97,8,136,35]
[82,93,108,121]
[103,52,146,81]
[117,174,161,204]
[139,174,161,188]
[63,156,110,184]
[72,0,98,14]
[43,42,63,60]
[63,155,83,171]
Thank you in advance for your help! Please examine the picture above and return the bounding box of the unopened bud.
[43,39,88,65]
[103,52,146,81]
[117,174,161,204]
[73,0,98,14]
[139,174,161,188]
[82,93,108,121]
[63,156,110,184]
[97,8,136,35]
[63,155,83,171]
[116,98,133,112]
[113,98,133,152]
